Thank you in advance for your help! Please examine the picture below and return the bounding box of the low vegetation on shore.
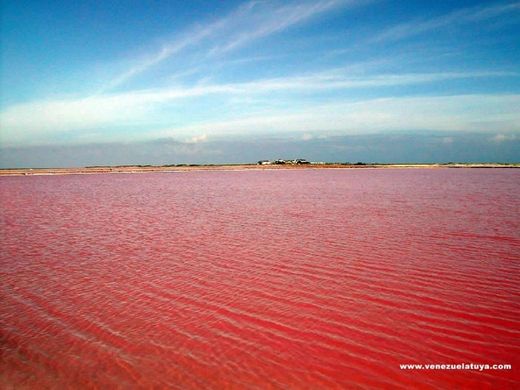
[1,162,519,176]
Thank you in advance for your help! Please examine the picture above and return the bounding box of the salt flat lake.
[1,168,519,388]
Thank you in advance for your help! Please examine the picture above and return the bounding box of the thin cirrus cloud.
[102,0,354,91]
[207,0,351,55]
[100,2,252,91]
[371,1,520,42]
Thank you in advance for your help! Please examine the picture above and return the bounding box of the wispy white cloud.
[371,2,520,42]
[102,0,357,91]
[153,94,520,138]
[3,92,519,146]
[208,0,350,56]
[2,70,515,144]
[100,9,236,91]
[235,70,517,91]
[104,38,196,91]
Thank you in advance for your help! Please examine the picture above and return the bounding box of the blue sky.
[1,0,519,165]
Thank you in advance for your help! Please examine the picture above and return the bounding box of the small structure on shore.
[257,158,310,165]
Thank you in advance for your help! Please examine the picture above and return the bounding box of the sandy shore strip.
[0,163,519,176]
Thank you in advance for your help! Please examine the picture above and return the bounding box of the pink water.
[1,168,519,388]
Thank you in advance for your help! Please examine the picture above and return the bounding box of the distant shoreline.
[1,163,519,176]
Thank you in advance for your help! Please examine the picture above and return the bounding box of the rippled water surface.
[1,169,519,388]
